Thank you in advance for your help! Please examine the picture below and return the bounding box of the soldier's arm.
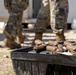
[4,0,12,10]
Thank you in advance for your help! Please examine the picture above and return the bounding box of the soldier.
[3,0,29,49]
[33,0,68,44]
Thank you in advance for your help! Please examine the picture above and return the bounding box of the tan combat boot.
[53,29,65,42]
[55,32,65,42]
[3,38,21,49]
[17,31,25,44]
[32,32,43,46]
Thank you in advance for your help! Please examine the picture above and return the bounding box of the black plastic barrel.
[11,47,76,75]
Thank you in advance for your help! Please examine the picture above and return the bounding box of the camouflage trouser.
[3,0,29,40]
[3,11,23,40]
[34,0,68,33]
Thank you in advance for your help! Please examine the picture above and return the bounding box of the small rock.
[0,45,2,48]
[3,55,9,58]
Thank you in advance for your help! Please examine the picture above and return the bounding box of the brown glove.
[48,40,58,46]
[56,42,66,52]
[46,46,57,54]
[33,44,46,53]
[66,45,76,52]
[33,39,47,52]
[34,39,43,45]
[33,43,46,50]
[64,41,75,46]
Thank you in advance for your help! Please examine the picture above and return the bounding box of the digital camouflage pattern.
[34,0,68,33]
[4,0,29,40]
[4,0,29,11]
[4,0,12,11]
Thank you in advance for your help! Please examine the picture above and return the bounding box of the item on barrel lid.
[66,45,76,52]
[64,41,75,46]
[71,51,76,55]
[33,39,47,53]
[56,41,65,52]
[34,39,43,45]
[33,44,46,53]
[46,46,57,54]
[48,40,58,46]
[56,48,64,53]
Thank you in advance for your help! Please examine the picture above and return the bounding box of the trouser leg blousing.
[55,31,65,42]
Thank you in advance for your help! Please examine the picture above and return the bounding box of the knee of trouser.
[34,26,46,33]
[38,8,50,19]
[51,17,67,31]
[34,19,47,33]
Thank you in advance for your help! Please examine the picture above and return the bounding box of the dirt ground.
[0,29,76,75]
[0,49,15,75]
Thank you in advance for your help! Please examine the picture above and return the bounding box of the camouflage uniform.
[3,0,29,48]
[34,0,68,33]
[4,0,29,40]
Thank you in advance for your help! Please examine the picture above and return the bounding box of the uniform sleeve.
[4,0,12,10]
